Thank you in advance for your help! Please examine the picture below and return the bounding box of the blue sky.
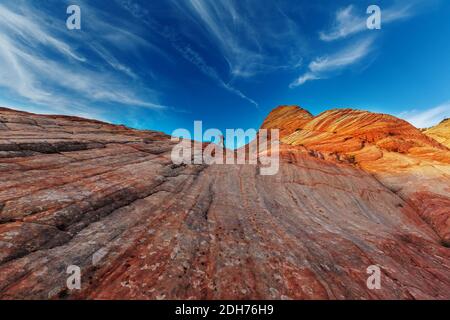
[0,0,449,143]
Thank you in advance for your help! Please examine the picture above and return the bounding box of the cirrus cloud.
[319,2,419,42]
[0,1,169,117]
[290,37,374,87]
[399,102,450,128]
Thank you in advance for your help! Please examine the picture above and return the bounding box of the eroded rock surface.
[0,107,449,300]
[263,106,450,245]
[424,118,450,148]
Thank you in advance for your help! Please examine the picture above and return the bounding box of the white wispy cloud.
[178,0,306,78]
[319,2,418,42]
[116,0,260,107]
[0,3,86,62]
[290,37,374,87]
[169,44,259,107]
[0,1,168,115]
[181,0,264,78]
[400,102,450,128]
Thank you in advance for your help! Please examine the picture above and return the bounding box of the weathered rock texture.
[0,106,449,300]
[263,106,450,246]
[424,118,450,148]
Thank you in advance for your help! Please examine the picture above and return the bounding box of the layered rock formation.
[424,118,450,148]
[262,106,450,246]
[0,106,449,300]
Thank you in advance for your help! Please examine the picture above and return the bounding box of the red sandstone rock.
[263,106,450,245]
[0,106,449,300]
[261,105,314,138]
